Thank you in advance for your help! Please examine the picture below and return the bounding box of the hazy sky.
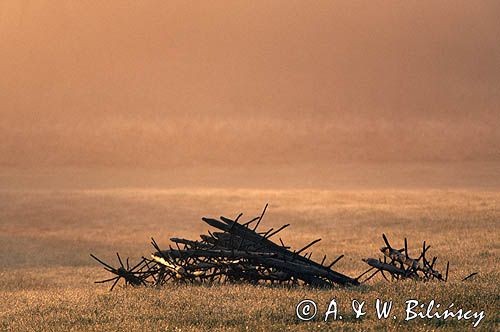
[1,1,499,167]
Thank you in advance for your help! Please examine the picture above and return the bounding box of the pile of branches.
[359,234,477,283]
[91,205,360,290]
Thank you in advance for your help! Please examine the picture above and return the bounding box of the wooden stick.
[327,255,344,268]
[265,224,290,239]
[461,272,478,281]
[252,203,268,231]
[296,239,321,255]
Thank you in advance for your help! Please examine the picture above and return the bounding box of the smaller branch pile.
[358,234,451,283]
[91,205,359,290]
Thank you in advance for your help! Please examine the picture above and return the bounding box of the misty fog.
[1,1,499,169]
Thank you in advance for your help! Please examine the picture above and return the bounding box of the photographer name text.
[295,299,484,327]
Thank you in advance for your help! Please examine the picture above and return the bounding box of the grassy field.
[0,189,499,331]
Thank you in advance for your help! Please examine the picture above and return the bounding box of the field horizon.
[2,161,500,191]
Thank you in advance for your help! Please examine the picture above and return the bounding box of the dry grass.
[0,189,499,331]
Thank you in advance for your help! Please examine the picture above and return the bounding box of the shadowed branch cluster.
[90,204,359,290]
[358,234,477,283]
[91,206,478,291]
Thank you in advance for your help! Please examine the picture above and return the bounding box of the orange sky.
[1,1,499,167]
